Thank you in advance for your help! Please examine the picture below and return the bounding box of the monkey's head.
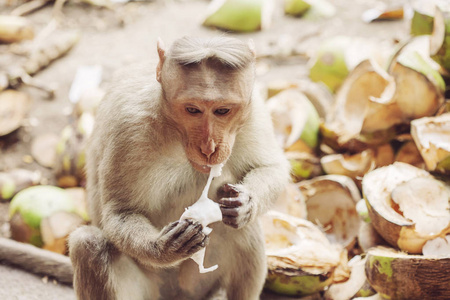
[156,37,256,174]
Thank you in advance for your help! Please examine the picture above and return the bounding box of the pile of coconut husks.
[261,3,450,300]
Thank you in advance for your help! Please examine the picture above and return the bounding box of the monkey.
[68,36,291,300]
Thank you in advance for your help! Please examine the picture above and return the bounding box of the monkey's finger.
[220,207,239,217]
[161,220,180,235]
[164,219,192,241]
[223,184,240,196]
[217,184,240,198]
[222,216,239,229]
[218,198,242,208]
[174,221,203,248]
[185,233,209,255]
[187,235,210,255]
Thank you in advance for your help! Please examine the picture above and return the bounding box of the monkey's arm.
[100,207,207,267]
[219,96,291,229]
[95,144,208,267]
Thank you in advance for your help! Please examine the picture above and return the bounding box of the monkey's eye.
[186,107,201,114]
[214,108,230,116]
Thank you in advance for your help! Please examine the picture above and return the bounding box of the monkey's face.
[161,59,254,173]
[169,99,248,174]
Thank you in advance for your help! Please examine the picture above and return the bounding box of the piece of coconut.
[203,0,274,32]
[391,177,449,236]
[0,90,32,136]
[358,222,388,253]
[362,162,450,253]
[286,152,322,182]
[0,169,41,201]
[272,183,307,219]
[409,1,436,36]
[320,150,375,183]
[298,175,361,249]
[391,51,445,119]
[180,164,223,273]
[54,113,95,188]
[324,60,401,144]
[41,211,84,254]
[411,113,450,173]
[395,140,425,168]
[297,79,334,120]
[65,187,89,221]
[430,6,450,71]
[262,211,349,297]
[284,0,311,17]
[9,185,82,248]
[308,37,390,93]
[422,235,450,257]
[324,255,375,300]
[31,133,59,168]
[0,15,34,43]
[266,89,320,152]
[365,246,450,299]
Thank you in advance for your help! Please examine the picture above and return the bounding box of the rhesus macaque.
[69,36,290,300]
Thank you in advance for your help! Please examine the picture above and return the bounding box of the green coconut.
[9,185,76,247]
[262,211,349,296]
[0,169,41,201]
[203,0,274,32]
[284,0,311,16]
[308,36,350,93]
[266,89,320,151]
[410,4,435,36]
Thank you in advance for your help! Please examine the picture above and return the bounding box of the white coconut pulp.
[423,235,450,257]
[180,164,223,273]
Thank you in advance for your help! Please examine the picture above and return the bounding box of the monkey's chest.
[145,163,237,229]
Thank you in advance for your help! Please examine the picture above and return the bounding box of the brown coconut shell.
[366,246,450,300]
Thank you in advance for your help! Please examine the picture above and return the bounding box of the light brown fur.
[69,36,290,300]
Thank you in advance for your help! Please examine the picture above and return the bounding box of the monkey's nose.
[200,140,216,158]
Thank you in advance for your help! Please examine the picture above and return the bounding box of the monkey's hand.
[155,219,209,264]
[217,184,253,229]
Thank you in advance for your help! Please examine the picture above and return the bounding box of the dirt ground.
[0,0,406,297]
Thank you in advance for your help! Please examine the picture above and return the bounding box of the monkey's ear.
[156,37,166,83]
[248,39,256,58]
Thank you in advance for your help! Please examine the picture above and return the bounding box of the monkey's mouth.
[189,160,211,174]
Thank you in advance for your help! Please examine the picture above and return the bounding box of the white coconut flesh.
[327,60,398,143]
[411,114,450,170]
[430,6,445,55]
[324,255,368,300]
[391,177,449,236]
[320,149,375,177]
[299,176,361,248]
[423,235,450,257]
[263,211,343,275]
[180,164,223,273]
[266,90,311,149]
[362,162,434,226]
